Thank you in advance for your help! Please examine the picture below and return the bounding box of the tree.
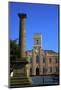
[10,40,19,73]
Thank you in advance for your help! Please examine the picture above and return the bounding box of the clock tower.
[32,33,42,75]
[34,33,42,51]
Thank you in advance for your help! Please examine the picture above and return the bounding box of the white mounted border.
[0,0,61,90]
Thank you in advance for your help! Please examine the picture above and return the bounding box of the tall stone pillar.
[39,48,43,75]
[10,14,32,87]
[52,57,55,74]
[32,48,36,75]
[18,13,26,59]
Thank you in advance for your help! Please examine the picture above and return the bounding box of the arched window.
[36,55,40,63]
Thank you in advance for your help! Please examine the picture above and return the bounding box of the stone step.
[10,81,31,87]
[10,79,30,83]
[10,81,31,84]
[11,76,29,79]
[10,77,32,87]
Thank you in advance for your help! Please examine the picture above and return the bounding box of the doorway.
[36,67,39,75]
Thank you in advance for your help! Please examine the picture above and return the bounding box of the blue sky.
[9,2,59,52]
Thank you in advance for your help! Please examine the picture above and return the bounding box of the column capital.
[18,13,27,18]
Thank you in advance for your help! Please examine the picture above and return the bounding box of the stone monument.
[10,13,31,88]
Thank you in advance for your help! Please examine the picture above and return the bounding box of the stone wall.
[27,50,59,76]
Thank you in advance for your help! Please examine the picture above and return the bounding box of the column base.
[9,76,32,88]
[9,59,32,88]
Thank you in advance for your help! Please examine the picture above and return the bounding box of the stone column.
[18,13,26,59]
[52,57,55,74]
[39,48,43,75]
[10,13,32,87]
[32,48,36,75]
[45,54,48,75]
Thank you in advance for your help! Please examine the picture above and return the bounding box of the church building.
[26,33,59,76]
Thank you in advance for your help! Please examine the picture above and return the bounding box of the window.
[49,67,52,72]
[43,67,46,73]
[55,58,58,63]
[36,55,40,62]
[36,67,39,75]
[56,67,59,73]
[49,58,52,63]
[43,57,45,63]
[30,57,32,63]
[36,40,39,44]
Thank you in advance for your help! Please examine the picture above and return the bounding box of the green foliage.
[10,40,19,72]
[10,40,30,72]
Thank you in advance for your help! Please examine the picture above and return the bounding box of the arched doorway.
[36,67,39,75]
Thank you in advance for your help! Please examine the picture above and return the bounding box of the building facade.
[26,33,59,76]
